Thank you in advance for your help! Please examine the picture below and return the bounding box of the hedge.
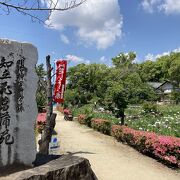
[91,118,111,135]
[75,113,180,167]
[111,125,180,167]
[77,114,86,124]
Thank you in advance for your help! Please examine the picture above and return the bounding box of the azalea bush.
[91,118,111,135]
[77,114,86,124]
[112,125,180,167]
[77,115,111,135]
[76,109,180,167]
[84,114,93,127]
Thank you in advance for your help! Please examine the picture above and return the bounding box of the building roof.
[148,82,163,89]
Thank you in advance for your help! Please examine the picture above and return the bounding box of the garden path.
[55,110,180,180]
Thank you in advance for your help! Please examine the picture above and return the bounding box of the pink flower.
[111,125,180,167]
[164,156,177,164]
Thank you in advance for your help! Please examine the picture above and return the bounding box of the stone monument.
[0,39,38,168]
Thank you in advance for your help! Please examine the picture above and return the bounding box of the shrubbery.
[91,118,111,135]
[142,102,159,114]
[60,104,180,167]
[77,115,111,135]
[84,115,93,127]
[111,125,180,167]
[76,111,180,167]
[77,114,86,124]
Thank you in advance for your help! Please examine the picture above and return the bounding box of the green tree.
[124,72,157,103]
[168,53,180,88]
[64,89,79,107]
[36,64,47,112]
[66,63,109,106]
[138,60,164,82]
[112,51,137,80]
[112,51,136,69]
[104,82,128,125]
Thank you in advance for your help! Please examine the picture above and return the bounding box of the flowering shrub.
[77,113,93,127]
[77,114,87,124]
[91,118,111,135]
[111,125,180,167]
[63,108,71,115]
[36,113,46,134]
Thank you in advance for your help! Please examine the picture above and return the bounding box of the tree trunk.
[116,109,125,125]
[46,55,53,117]
[38,55,56,155]
[120,110,125,125]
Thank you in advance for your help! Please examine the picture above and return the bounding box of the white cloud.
[46,0,123,49]
[66,54,90,64]
[141,0,180,14]
[99,56,107,62]
[144,53,155,61]
[144,51,170,61]
[155,51,170,58]
[60,34,70,44]
[173,47,180,52]
[144,47,180,61]
[141,0,162,13]
[161,0,180,14]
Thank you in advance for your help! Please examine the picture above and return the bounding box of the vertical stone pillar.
[0,39,38,167]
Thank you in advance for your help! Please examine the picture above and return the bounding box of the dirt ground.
[55,110,180,180]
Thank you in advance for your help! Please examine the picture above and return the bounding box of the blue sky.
[0,0,180,66]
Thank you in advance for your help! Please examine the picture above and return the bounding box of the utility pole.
[38,55,57,155]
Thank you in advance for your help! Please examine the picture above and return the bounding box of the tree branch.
[0,0,87,11]
[0,0,87,25]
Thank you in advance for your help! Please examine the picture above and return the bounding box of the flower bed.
[91,118,111,135]
[125,105,180,138]
[112,125,180,167]
[77,114,87,124]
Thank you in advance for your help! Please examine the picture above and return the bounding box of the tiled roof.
[147,82,163,89]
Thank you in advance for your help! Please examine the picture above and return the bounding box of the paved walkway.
[55,110,180,180]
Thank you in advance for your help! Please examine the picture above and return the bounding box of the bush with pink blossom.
[91,118,111,135]
[77,114,87,124]
[112,125,180,167]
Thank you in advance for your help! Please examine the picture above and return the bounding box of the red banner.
[53,60,67,103]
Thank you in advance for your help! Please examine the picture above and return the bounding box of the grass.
[72,104,180,138]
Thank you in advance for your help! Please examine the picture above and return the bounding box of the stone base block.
[2,155,97,180]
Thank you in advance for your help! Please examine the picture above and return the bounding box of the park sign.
[0,39,38,168]
[53,60,67,103]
